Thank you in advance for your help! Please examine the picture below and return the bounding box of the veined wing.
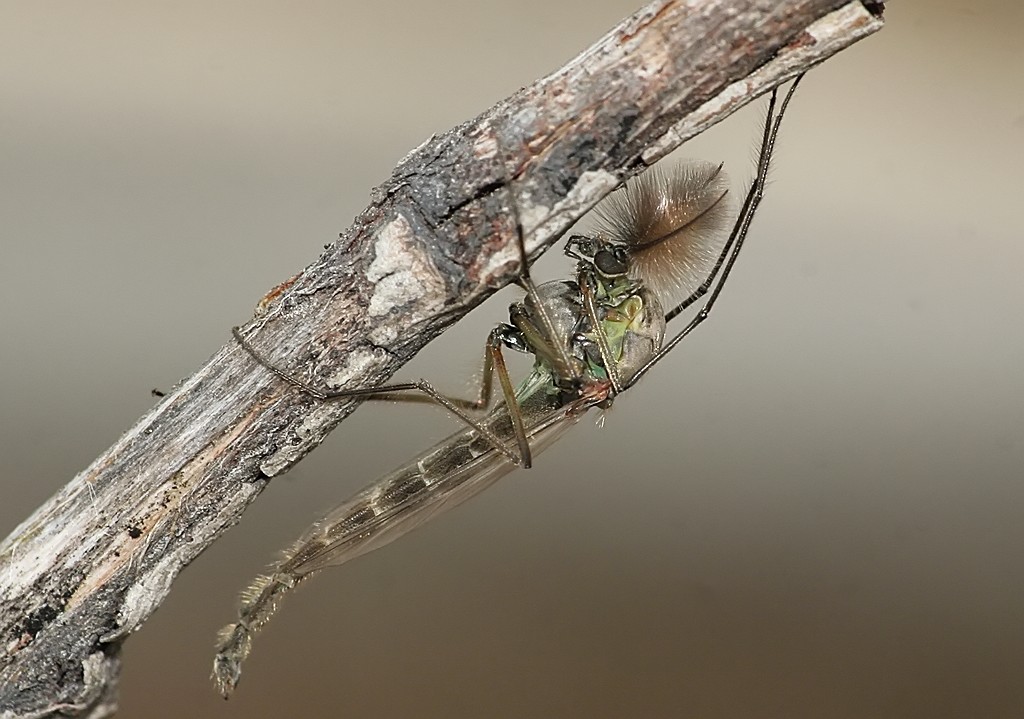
[213,371,606,696]
[284,394,585,577]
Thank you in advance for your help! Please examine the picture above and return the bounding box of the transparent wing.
[285,404,580,577]
[213,373,598,696]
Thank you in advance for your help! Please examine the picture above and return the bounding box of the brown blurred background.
[2,1,1022,717]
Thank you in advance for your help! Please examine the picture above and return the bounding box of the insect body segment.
[215,78,803,697]
[213,174,721,695]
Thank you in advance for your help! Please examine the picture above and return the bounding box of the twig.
[0,2,884,716]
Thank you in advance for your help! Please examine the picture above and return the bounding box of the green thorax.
[583,274,663,381]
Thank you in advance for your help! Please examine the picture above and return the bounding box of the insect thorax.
[584,273,666,384]
[503,269,665,395]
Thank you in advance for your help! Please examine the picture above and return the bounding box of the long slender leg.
[577,268,625,394]
[487,333,533,467]
[232,325,491,410]
[232,149,558,467]
[663,78,800,324]
[624,75,804,389]
[504,181,580,382]
[213,326,530,698]
[233,325,532,465]
[327,331,533,467]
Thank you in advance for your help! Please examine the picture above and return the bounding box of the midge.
[213,77,803,697]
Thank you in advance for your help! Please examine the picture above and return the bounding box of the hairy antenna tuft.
[593,161,733,307]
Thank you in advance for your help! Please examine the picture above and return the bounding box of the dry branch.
[0,1,884,716]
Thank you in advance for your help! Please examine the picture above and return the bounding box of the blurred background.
[2,1,1021,716]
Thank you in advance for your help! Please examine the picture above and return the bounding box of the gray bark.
[0,2,884,716]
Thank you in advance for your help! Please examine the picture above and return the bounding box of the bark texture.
[0,2,884,716]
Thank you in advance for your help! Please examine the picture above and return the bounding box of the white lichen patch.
[324,347,380,392]
[293,405,340,442]
[365,214,446,344]
[260,404,342,477]
[107,552,182,641]
[557,168,620,216]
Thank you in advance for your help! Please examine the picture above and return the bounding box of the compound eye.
[593,248,628,276]
[574,237,597,255]
[495,324,530,353]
